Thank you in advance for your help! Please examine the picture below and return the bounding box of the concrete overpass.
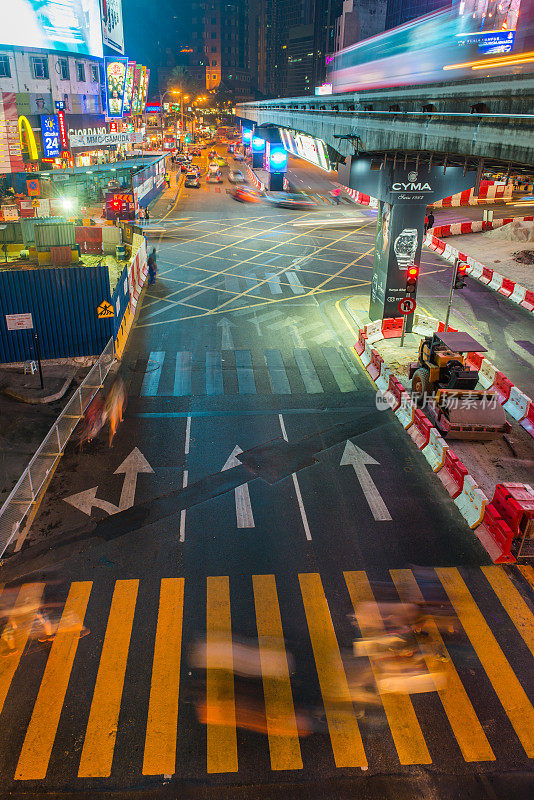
[236,74,534,169]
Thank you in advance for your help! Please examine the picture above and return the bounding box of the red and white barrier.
[337,184,379,209]
[430,181,513,209]
[128,236,148,314]
[429,215,534,239]
[352,316,533,561]
[246,166,265,191]
[424,232,533,318]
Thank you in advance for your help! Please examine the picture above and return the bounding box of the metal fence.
[0,338,115,558]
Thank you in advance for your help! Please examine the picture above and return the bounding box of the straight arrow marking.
[340,440,392,522]
[115,448,154,511]
[217,317,236,350]
[222,445,255,528]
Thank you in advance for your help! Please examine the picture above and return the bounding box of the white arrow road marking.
[340,440,392,522]
[279,414,312,540]
[217,316,236,349]
[221,445,255,528]
[64,448,154,517]
[114,447,154,511]
[64,487,119,517]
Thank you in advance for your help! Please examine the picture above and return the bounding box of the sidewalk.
[0,364,86,508]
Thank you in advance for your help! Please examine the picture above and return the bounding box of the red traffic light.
[454,260,468,289]
[405,265,419,293]
[457,261,468,276]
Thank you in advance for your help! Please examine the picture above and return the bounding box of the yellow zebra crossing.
[0,567,532,781]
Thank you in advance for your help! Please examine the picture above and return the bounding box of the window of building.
[76,62,85,82]
[58,57,69,80]
[30,56,49,80]
[211,32,216,38]
[90,64,99,83]
[0,55,11,78]
[211,46,216,52]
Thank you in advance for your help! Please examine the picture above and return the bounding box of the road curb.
[1,369,76,405]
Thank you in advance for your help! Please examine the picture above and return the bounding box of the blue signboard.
[40,114,60,158]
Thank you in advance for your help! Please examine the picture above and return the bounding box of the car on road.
[230,186,262,203]
[180,162,190,172]
[265,192,318,209]
[185,172,201,188]
[233,152,245,161]
[228,170,246,184]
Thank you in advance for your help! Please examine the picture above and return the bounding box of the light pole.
[159,89,181,150]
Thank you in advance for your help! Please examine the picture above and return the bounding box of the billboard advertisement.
[123,61,136,116]
[40,114,61,158]
[3,1,103,57]
[105,56,128,118]
[279,128,330,171]
[131,65,141,115]
[100,0,124,54]
[135,66,147,115]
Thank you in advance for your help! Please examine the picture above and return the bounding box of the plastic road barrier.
[361,341,373,368]
[520,405,534,436]
[436,450,468,498]
[381,317,404,338]
[479,267,494,285]
[488,272,504,292]
[499,278,516,298]
[413,312,439,337]
[509,284,527,305]
[454,475,488,528]
[492,372,514,405]
[502,387,530,421]
[355,329,367,355]
[474,504,516,564]
[478,358,497,390]
[395,397,415,429]
[421,428,449,472]
[384,376,406,412]
[375,364,392,393]
[521,290,534,312]
[407,409,433,449]
[491,483,534,536]
[365,319,384,344]
[367,349,384,381]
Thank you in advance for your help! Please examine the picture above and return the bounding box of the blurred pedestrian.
[148,247,157,285]
[138,206,145,226]
[424,214,429,233]
[427,211,435,231]
[331,186,341,205]
[105,376,126,447]
[165,171,171,188]
[145,206,150,223]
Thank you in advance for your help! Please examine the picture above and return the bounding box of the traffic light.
[405,265,419,294]
[454,260,468,289]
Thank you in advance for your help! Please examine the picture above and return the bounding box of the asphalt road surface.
[1,148,533,800]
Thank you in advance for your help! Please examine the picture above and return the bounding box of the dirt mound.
[484,220,534,242]
[513,250,534,265]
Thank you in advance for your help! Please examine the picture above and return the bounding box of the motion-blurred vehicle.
[228,169,246,184]
[180,162,190,172]
[409,331,511,439]
[233,152,244,161]
[216,157,227,167]
[230,186,262,203]
[328,5,533,93]
[265,192,318,209]
[185,172,200,188]
[207,172,222,184]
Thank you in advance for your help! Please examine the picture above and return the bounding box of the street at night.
[1,3,534,800]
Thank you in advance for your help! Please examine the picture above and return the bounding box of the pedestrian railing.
[0,338,115,559]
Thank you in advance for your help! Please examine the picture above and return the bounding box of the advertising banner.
[69,131,144,147]
[3,0,103,57]
[131,65,141,116]
[135,66,147,115]
[40,114,61,158]
[143,69,150,113]
[100,0,124,54]
[123,61,136,116]
[57,109,69,150]
[105,56,128,118]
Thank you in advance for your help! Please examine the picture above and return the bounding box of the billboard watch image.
[105,56,128,118]
[3,1,103,57]
[100,0,124,53]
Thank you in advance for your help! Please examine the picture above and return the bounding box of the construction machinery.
[408,331,511,440]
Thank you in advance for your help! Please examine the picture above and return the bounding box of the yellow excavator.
[408,332,511,440]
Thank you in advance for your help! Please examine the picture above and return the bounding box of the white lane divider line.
[185,414,191,455]
[278,414,312,541]
[180,470,188,542]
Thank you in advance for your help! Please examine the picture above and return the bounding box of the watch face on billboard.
[100,0,124,54]
[105,56,128,118]
[3,1,103,57]
[123,61,136,116]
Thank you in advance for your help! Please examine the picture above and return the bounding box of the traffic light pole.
[444,257,464,332]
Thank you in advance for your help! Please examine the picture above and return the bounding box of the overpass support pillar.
[339,155,477,329]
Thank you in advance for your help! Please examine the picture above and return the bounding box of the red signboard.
[105,191,135,221]
[57,109,69,150]
[109,121,119,133]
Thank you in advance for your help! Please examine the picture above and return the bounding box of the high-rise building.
[385,0,451,30]
[335,0,388,51]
